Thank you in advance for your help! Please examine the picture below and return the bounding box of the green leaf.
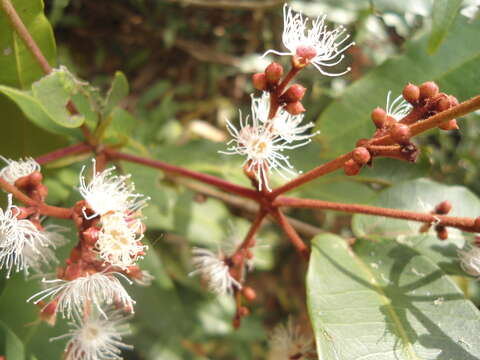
[315,16,480,158]
[103,71,129,116]
[0,320,25,360]
[31,68,86,128]
[307,234,480,359]
[0,0,56,89]
[428,0,462,54]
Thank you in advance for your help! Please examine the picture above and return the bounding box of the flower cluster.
[222,93,318,191]
[0,157,150,359]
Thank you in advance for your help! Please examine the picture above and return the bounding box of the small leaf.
[103,71,129,116]
[428,0,463,54]
[307,233,480,359]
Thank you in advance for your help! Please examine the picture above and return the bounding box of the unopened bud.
[449,95,459,106]
[435,225,448,241]
[283,84,306,102]
[434,200,452,215]
[391,123,411,145]
[344,159,361,176]
[285,101,306,115]
[252,73,267,91]
[371,107,387,128]
[438,119,459,131]
[265,62,284,85]
[352,147,371,165]
[433,94,451,112]
[29,171,43,186]
[238,306,250,317]
[402,83,420,104]
[419,81,439,100]
[356,138,369,147]
[242,286,257,302]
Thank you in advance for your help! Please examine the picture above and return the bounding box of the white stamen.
[0,156,40,185]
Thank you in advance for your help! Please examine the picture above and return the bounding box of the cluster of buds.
[0,157,152,359]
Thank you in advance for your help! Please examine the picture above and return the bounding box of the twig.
[272,208,310,259]
[35,143,91,165]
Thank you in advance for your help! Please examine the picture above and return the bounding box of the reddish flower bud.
[438,119,459,131]
[83,227,99,245]
[344,159,361,176]
[402,83,420,104]
[283,84,307,102]
[449,95,459,106]
[265,62,284,85]
[433,94,451,112]
[242,286,257,302]
[435,225,448,241]
[29,171,43,186]
[39,300,58,326]
[391,123,411,145]
[252,73,267,91]
[371,107,387,128]
[419,81,439,100]
[238,306,250,317]
[285,101,306,115]
[434,200,452,215]
[352,147,371,165]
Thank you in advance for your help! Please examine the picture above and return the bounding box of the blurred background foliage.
[1,0,480,359]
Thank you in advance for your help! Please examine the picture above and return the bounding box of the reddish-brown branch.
[106,149,260,200]
[272,208,310,259]
[275,196,480,233]
[0,177,72,219]
[35,143,91,165]
[1,0,52,74]
[232,209,267,258]
[272,94,480,196]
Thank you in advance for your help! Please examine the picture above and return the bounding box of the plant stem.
[35,143,91,165]
[275,196,480,232]
[272,208,310,259]
[0,177,72,218]
[268,66,301,119]
[233,209,267,257]
[1,0,52,74]
[106,149,260,200]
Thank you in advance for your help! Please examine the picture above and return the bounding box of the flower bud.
[239,306,250,317]
[285,101,306,115]
[435,225,448,241]
[433,94,451,112]
[344,159,361,176]
[265,62,284,85]
[252,73,267,91]
[434,200,452,215]
[371,107,387,128]
[449,95,459,106]
[438,119,459,131]
[283,84,306,102]
[419,81,439,100]
[29,171,43,186]
[391,123,411,145]
[242,286,257,302]
[402,83,420,104]
[356,138,369,147]
[39,300,58,326]
[352,147,371,165]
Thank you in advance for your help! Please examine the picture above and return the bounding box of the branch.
[275,196,480,233]
[166,0,284,9]
[271,94,480,197]
[106,149,260,200]
[35,143,92,165]
[0,177,72,219]
[272,208,310,259]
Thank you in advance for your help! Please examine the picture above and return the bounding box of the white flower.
[385,91,412,121]
[79,160,148,219]
[95,212,146,269]
[268,319,313,360]
[0,195,52,278]
[28,272,135,319]
[52,307,132,360]
[263,4,354,76]
[0,156,40,185]
[458,245,480,277]
[189,247,241,295]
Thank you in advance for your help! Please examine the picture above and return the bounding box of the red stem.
[268,66,301,119]
[35,143,91,165]
[106,149,260,200]
[275,196,480,232]
[272,208,310,259]
[232,209,267,258]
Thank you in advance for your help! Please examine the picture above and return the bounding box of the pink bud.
[252,73,267,91]
[285,101,306,115]
[283,84,307,102]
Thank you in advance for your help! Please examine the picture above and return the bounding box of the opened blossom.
[28,272,135,319]
[52,307,132,360]
[267,319,314,360]
[263,4,354,76]
[0,156,40,185]
[385,91,413,121]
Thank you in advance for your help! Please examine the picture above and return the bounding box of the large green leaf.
[428,0,462,54]
[0,320,25,360]
[315,16,480,158]
[307,234,480,359]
